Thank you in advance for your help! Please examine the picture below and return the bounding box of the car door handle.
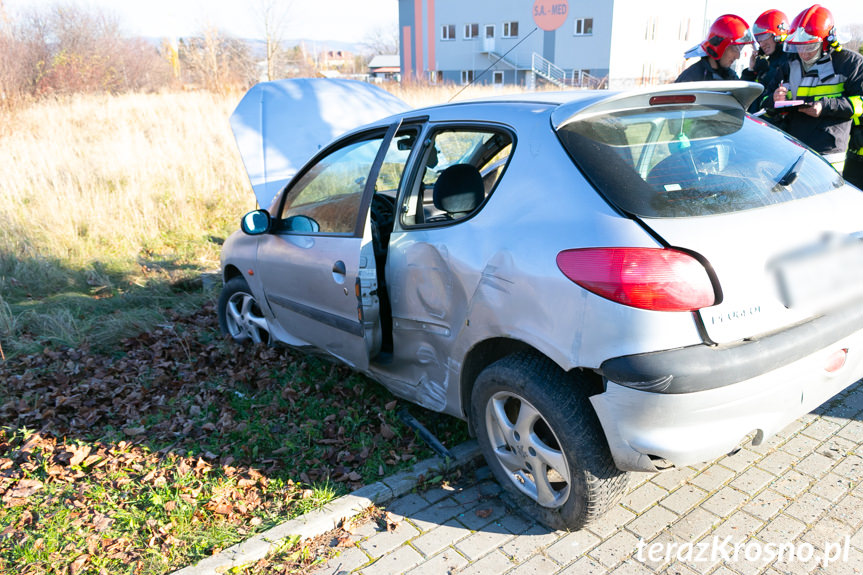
[332,260,347,284]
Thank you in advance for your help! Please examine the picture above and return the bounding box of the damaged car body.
[219,78,863,530]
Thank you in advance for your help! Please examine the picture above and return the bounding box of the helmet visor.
[752,23,772,37]
[730,27,756,45]
[784,26,822,52]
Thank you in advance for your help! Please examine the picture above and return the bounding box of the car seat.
[432,164,485,220]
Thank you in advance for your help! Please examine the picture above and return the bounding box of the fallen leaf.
[92,512,114,532]
[384,511,400,532]
[123,426,146,436]
[208,502,233,515]
[5,479,43,499]
[475,508,493,518]
[69,445,92,467]
[69,554,90,574]
[380,423,395,440]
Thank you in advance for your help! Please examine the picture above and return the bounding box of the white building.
[397,0,717,89]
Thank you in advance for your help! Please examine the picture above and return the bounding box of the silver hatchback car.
[219,79,863,530]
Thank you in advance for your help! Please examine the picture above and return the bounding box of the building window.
[441,24,455,40]
[485,24,495,38]
[503,21,519,38]
[461,70,474,84]
[574,18,593,36]
[429,70,443,84]
[464,23,479,39]
[493,71,504,84]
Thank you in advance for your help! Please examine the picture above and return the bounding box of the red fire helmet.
[752,9,789,42]
[785,5,835,54]
[701,14,754,61]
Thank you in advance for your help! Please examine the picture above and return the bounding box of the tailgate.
[644,188,863,344]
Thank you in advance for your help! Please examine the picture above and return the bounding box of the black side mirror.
[241,209,271,235]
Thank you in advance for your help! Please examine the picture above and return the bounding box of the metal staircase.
[484,50,519,70]
[532,53,567,88]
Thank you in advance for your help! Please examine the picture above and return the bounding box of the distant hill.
[144,36,363,57]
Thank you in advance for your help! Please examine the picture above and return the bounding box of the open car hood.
[230,78,412,208]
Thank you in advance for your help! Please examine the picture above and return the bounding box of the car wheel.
[471,352,630,530]
[217,276,270,344]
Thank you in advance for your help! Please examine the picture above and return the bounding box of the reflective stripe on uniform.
[850,95,862,124]
[788,58,845,103]
[797,83,844,99]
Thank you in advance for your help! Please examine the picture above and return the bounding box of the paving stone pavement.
[311,379,863,575]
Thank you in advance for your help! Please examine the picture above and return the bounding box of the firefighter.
[742,9,791,116]
[675,14,753,83]
[768,5,863,172]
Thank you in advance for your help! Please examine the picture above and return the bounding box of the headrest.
[432,164,484,215]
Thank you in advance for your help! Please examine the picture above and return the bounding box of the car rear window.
[556,105,845,218]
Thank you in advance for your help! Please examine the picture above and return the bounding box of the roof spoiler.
[552,81,764,130]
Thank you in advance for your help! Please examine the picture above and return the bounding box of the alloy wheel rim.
[485,391,571,508]
[225,291,269,344]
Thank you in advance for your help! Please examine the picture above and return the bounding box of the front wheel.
[217,276,270,344]
[470,353,629,530]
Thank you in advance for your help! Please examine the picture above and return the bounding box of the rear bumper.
[600,304,863,394]
[590,324,863,472]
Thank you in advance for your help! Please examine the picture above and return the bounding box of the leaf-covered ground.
[0,302,469,574]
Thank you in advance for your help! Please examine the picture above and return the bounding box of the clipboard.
[775,100,811,109]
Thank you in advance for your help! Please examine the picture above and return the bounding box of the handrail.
[531,53,566,87]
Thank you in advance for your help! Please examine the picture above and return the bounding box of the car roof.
[230,79,763,208]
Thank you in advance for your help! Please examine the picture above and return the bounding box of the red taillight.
[556,248,716,311]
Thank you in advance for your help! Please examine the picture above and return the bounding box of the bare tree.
[179,26,256,91]
[360,25,399,57]
[0,2,173,104]
[255,0,293,81]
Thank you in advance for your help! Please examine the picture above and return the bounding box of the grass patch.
[0,305,469,574]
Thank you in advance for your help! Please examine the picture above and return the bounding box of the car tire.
[470,352,630,530]
[217,276,270,344]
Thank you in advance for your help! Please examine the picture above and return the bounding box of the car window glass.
[401,128,513,226]
[558,106,844,218]
[376,132,415,194]
[278,136,384,234]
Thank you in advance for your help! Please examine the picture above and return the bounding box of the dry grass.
[0,90,251,275]
[0,90,257,353]
[0,83,538,355]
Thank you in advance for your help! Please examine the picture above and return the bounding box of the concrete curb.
[170,440,482,575]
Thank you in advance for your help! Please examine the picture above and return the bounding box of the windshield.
[557,105,845,218]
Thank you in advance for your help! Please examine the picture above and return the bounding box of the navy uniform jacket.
[675,58,740,83]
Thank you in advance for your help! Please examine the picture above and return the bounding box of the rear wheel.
[470,352,629,530]
[217,276,270,344]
